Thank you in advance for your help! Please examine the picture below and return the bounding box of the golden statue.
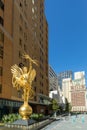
[11,54,38,120]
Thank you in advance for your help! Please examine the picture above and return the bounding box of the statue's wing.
[29,88,35,99]
[11,64,23,88]
[28,69,36,84]
[11,64,23,78]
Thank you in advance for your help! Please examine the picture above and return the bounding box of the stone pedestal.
[3,119,36,130]
[12,119,36,126]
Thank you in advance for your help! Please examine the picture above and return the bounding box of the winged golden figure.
[11,54,38,103]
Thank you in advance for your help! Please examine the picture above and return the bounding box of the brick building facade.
[0,0,49,118]
[71,85,86,112]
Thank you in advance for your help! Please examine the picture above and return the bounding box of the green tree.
[59,105,63,113]
[51,99,59,117]
[65,98,72,112]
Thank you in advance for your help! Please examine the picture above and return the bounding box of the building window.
[34,96,36,101]
[0,16,3,26]
[0,31,4,42]
[34,86,36,92]
[24,44,26,51]
[19,51,22,58]
[32,0,34,4]
[20,14,23,23]
[25,22,27,29]
[24,33,27,41]
[32,8,34,13]
[0,67,2,76]
[0,0,4,10]
[0,45,3,58]
[19,38,22,47]
[19,26,23,34]
[20,2,22,8]
[24,0,27,6]
[0,84,2,93]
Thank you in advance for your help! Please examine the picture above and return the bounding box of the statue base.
[4,119,36,129]
[19,102,32,120]
[12,119,36,126]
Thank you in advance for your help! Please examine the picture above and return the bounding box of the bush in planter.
[30,113,44,121]
[39,114,44,119]
[2,113,44,123]
[1,113,21,124]
[30,113,39,120]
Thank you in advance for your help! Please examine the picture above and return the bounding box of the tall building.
[49,65,58,91]
[49,65,61,104]
[59,70,86,112]
[62,78,72,103]
[58,71,73,90]
[74,71,86,86]
[71,71,86,112]
[0,0,49,117]
[71,85,86,112]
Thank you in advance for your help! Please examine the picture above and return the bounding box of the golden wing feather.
[11,64,23,77]
[29,88,35,99]
[11,64,23,88]
[29,69,36,85]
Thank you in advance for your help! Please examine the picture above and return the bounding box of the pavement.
[0,114,87,130]
[41,114,87,130]
[0,118,55,130]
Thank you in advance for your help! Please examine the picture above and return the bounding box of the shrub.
[1,113,21,124]
[30,113,44,121]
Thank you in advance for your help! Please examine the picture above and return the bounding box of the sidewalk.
[0,115,63,130]
[0,117,56,130]
[32,118,56,130]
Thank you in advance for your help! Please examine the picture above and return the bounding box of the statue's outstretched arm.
[22,54,38,74]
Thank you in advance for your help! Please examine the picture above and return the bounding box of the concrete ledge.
[33,118,55,130]
[4,118,55,130]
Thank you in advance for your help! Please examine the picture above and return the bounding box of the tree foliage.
[65,98,72,112]
[1,113,21,123]
[51,99,59,112]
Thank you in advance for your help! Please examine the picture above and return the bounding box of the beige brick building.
[0,0,49,117]
[71,71,86,112]
[62,78,72,103]
[71,85,86,112]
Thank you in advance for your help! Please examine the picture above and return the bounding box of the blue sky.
[45,0,87,78]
